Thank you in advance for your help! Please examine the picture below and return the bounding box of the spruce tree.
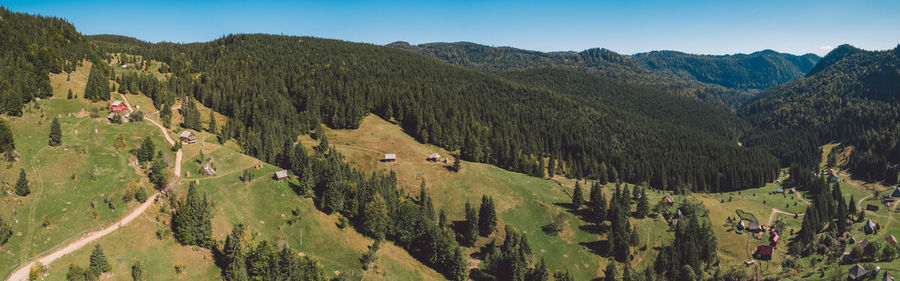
[131,261,144,281]
[591,184,608,223]
[453,155,461,172]
[0,118,14,153]
[137,136,155,162]
[362,194,389,239]
[848,195,857,221]
[15,168,30,196]
[479,195,497,236]
[224,225,249,281]
[208,110,217,134]
[89,244,111,276]
[172,183,213,247]
[67,88,73,99]
[547,155,556,177]
[439,208,448,229]
[315,134,329,154]
[571,181,584,209]
[0,217,12,246]
[463,202,478,246]
[636,188,649,218]
[604,261,617,281]
[49,117,62,146]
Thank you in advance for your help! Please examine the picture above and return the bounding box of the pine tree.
[160,104,172,128]
[181,100,202,131]
[453,155,461,172]
[89,244,111,276]
[208,110,217,135]
[547,154,556,177]
[439,209,448,229]
[131,261,144,281]
[137,136,155,162]
[479,195,497,236]
[591,184,608,223]
[604,261,617,281]
[848,195,857,221]
[148,159,167,190]
[463,202,478,246]
[172,183,213,247]
[571,181,584,209]
[538,157,545,178]
[420,181,435,221]
[67,88,73,99]
[636,188,649,218]
[0,118,14,153]
[49,118,62,146]
[223,225,249,281]
[362,194,389,239]
[315,134,329,154]
[527,257,549,281]
[15,168,30,196]
[0,217,12,246]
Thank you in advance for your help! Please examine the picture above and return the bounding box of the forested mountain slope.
[94,34,777,192]
[388,41,752,109]
[632,50,819,91]
[0,7,98,116]
[741,44,900,183]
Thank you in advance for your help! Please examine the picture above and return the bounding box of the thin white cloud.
[819,45,834,51]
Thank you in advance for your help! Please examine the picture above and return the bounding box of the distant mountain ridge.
[389,41,753,109]
[632,49,820,91]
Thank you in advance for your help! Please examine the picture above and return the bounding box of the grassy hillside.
[0,62,171,277]
[39,133,444,281]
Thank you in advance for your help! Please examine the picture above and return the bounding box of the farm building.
[859,239,868,248]
[865,219,877,234]
[770,231,780,245]
[789,188,797,194]
[663,195,674,205]
[884,271,894,281]
[108,100,128,113]
[893,187,900,197]
[179,131,196,144]
[382,153,397,162]
[274,170,289,181]
[887,235,897,245]
[747,222,762,233]
[776,188,784,193]
[737,220,745,230]
[754,245,774,260]
[427,153,441,161]
[867,204,880,211]
[201,163,216,176]
[849,264,868,280]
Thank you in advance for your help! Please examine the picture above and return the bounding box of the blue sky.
[4,0,899,56]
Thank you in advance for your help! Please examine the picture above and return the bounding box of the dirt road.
[6,96,182,281]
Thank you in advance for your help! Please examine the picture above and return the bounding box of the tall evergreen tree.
[636,188,649,218]
[591,183,608,223]
[208,110,217,134]
[89,244,110,277]
[479,195,498,236]
[604,261,617,281]
[172,183,213,247]
[49,117,62,146]
[0,217,12,246]
[15,168,29,196]
[223,225,249,281]
[137,136,155,162]
[463,202,479,246]
[0,118,14,153]
[131,262,144,281]
[362,194,389,239]
[571,181,584,209]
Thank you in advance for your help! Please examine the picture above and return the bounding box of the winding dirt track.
[6,95,181,281]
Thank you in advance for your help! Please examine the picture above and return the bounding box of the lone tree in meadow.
[15,168,30,196]
[0,217,12,246]
[478,195,497,237]
[49,118,62,146]
[89,244,111,277]
[0,118,14,153]
[131,261,145,281]
[208,110,217,135]
[136,136,155,162]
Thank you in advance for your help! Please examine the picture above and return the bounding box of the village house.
[892,187,900,197]
[274,170,289,181]
[754,245,774,260]
[108,100,128,113]
[849,264,868,281]
[427,152,441,162]
[884,271,894,281]
[770,231,780,245]
[747,221,762,233]
[867,204,880,212]
[663,195,674,205]
[180,131,196,144]
[887,234,897,245]
[201,163,216,176]
[382,153,397,162]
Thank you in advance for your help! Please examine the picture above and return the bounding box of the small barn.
[849,264,868,281]
[201,163,216,176]
[108,100,128,113]
[274,170,289,181]
[887,235,897,245]
[180,131,196,144]
[893,187,900,197]
[663,195,674,205]
[382,153,397,162]
[737,220,746,230]
[770,231,780,245]
[884,271,895,281]
[754,245,774,260]
[865,219,877,234]
[427,153,441,162]
[747,222,762,233]
[867,204,880,212]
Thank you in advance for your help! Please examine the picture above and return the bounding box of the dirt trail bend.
[6,96,182,281]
